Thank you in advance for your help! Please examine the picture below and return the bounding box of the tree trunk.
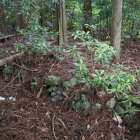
[14,0,26,30]
[83,0,92,32]
[57,0,67,46]
[110,0,123,61]
[0,1,6,34]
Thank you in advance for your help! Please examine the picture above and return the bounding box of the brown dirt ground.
[0,37,140,140]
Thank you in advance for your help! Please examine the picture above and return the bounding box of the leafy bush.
[91,64,137,98]
[15,24,50,54]
[72,94,90,110]
[65,31,139,113]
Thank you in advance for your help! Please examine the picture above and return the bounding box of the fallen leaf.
[97,91,106,98]
[64,136,68,139]
[95,118,99,125]
[113,114,123,129]
[82,135,85,140]
[46,111,51,118]
[110,132,115,140]
[39,127,48,132]
[113,114,122,124]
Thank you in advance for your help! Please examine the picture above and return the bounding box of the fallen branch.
[0,39,57,67]
[52,114,57,140]
[0,52,24,67]
[36,87,43,99]
[0,69,22,92]
[49,40,57,45]
[69,42,83,46]
[0,34,18,42]
[57,117,67,130]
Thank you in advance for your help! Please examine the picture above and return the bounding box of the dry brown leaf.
[97,91,106,98]
[82,135,85,140]
[113,114,123,129]
[39,127,49,133]
[113,114,122,124]
[95,118,99,125]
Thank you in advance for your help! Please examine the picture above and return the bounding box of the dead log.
[0,39,57,67]
[0,34,19,42]
[49,40,57,45]
[0,52,24,67]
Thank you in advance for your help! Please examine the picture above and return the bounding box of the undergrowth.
[67,30,140,111]
[14,26,140,113]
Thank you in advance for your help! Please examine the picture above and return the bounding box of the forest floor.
[0,36,140,140]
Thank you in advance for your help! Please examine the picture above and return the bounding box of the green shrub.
[65,31,139,113]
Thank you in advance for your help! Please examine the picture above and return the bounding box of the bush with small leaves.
[66,31,140,113]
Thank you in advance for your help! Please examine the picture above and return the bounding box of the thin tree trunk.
[0,1,7,34]
[110,0,123,61]
[83,0,92,32]
[14,0,26,29]
[58,0,67,46]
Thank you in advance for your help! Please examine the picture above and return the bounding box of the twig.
[36,86,43,99]
[12,61,36,72]
[57,117,67,130]
[49,40,57,45]
[122,57,133,64]
[0,34,18,41]
[49,53,71,74]
[14,115,22,118]
[48,61,57,73]
[0,69,22,92]
[23,89,37,99]
[52,114,57,140]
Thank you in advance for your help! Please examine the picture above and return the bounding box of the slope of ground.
[0,37,140,140]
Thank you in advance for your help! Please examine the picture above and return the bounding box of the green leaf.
[94,103,102,109]
[138,86,140,92]
[136,70,140,75]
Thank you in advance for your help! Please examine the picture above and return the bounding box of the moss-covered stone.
[106,98,116,109]
[115,104,124,113]
[63,78,77,89]
[51,91,67,102]
[45,75,61,86]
